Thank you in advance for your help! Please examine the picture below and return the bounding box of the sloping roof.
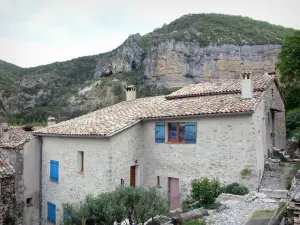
[0,126,39,148]
[0,157,14,178]
[34,74,276,137]
[166,74,273,99]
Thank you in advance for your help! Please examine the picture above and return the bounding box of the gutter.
[33,111,252,138]
[39,137,43,225]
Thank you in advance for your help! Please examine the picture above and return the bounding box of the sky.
[0,0,299,68]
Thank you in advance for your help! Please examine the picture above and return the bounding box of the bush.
[222,183,249,195]
[286,163,300,189]
[62,187,169,225]
[191,177,221,206]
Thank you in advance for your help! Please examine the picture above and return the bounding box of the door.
[168,177,180,210]
[130,166,136,186]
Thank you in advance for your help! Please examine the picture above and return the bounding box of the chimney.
[241,71,253,99]
[126,85,136,101]
[0,122,9,142]
[47,117,57,126]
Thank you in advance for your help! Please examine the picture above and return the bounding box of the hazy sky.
[1,0,299,67]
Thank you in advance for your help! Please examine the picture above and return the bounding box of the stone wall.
[263,81,286,151]
[141,115,259,201]
[0,147,23,225]
[41,124,143,224]
[23,138,41,225]
[0,177,15,225]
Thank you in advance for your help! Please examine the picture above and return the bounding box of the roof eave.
[34,111,253,138]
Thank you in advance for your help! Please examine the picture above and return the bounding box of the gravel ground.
[204,198,278,225]
[259,163,293,190]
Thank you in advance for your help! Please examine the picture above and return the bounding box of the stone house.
[34,72,285,224]
[0,157,15,225]
[0,124,41,225]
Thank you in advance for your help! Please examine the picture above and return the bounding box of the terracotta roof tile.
[0,126,40,148]
[34,74,275,137]
[166,74,274,99]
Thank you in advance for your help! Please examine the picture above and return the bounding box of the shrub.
[222,183,249,195]
[240,168,252,177]
[191,177,221,206]
[62,187,169,225]
[286,163,300,189]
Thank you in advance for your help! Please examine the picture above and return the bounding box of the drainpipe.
[39,137,43,225]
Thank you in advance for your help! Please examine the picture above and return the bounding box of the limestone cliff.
[95,37,281,88]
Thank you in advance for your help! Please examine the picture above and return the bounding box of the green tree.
[277,31,300,86]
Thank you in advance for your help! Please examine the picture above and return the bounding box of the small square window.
[26,197,33,206]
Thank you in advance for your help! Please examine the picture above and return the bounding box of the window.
[77,151,84,173]
[26,198,33,206]
[50,160,59,182]
[157,176,160,187]
[155,122,197,144]
[168,122,197,143]
[47,202,56,223]
[121,178,125,186]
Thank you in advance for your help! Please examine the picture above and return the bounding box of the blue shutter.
[185,122,197,144]
[50,160,59,181]
[47,202,56,223]
[155,122,165,143]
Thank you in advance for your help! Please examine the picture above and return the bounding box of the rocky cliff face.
[94,36,281,88]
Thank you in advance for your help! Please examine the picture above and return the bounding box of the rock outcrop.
[94,37,281,88]
[94,34,145,77]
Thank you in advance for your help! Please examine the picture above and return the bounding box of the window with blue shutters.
[184,122,197,144]
[47,202,56,223]
[165,122,197,144]
[50,160,59,182]
[155,122,165,143]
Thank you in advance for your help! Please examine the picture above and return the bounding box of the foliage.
[222,183,249,195]
[286,163,300,189]
[62,187,168,225]
[240,168,252,177]
[183,219,206,225]
[277,31,300,87]
[140,13,295,48]
[286,108,300,139]
[191,177,221,206]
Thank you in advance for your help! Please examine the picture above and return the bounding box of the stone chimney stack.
[241,71,253,99]
[47,117,57,127]
[0,122,9,142]
[126,85,136,101]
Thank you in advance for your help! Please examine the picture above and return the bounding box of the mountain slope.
[0,13,297,123]
[140,13,295,47]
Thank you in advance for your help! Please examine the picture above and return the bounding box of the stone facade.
[40,79,285,224]
[0,130,40,225]
[41,123,143,224]
[0,176,15,225]
[0,147,24,225]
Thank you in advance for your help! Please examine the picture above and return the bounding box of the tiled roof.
[166,74,274,99]
[0,126,39,148]
[0,158,14,178]
[34,74,275,137]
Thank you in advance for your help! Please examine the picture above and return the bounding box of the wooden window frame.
[168,122,185,143]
